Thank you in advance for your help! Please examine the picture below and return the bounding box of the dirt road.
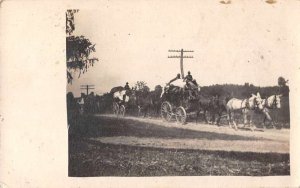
[92,114,289,154]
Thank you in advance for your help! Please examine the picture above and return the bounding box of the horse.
[226,93,264,131]
[261,94,282,129]
[150,88,163,117]
[194,95,215,124]
[135,90,153,117]
[208,95,229,126]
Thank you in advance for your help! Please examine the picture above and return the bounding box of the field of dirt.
[68,114,290,176]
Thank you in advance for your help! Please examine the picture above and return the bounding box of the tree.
[135,81,150,93]
[66,10,98,84]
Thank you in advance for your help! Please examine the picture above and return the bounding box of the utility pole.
[80,85,95,95]
[168,49,194,78]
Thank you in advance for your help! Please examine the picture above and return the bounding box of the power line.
[168,49,194,78]
[80,84,95,95]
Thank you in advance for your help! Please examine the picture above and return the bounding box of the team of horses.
[111,85,283,131]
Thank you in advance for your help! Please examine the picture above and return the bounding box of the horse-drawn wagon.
[111,86,137,117]
[110,86,129,117]
[160,80,200,124]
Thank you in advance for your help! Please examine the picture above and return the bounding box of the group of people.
[167,71,200,99]
[120,71,199,102]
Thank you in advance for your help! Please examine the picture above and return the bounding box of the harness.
[241,98,250,109]
[253,97,260,109]
[266,95,278,109]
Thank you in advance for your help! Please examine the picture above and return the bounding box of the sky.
[66,0,298,97]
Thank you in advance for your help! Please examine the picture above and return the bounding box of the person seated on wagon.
[168,73,181,85]
[185,71,199,87]
[184,71,193,82]
[184,71,199,99]
[165,73,181,93]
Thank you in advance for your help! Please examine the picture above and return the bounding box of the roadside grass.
[69,138,289,177]
[68,115,290,177]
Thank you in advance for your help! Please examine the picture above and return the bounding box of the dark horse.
[126,88,162,118]
[195,95,229,125]
[135,90,153,117]
[209,95,229,125]
[195,95,214,124]
[149,88,163,117]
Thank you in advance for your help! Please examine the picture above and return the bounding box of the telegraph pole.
[80,85,95,95]
[168,49,194,78]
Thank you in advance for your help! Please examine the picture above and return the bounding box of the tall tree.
[66,10,98,84]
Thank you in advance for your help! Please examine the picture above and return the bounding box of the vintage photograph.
[66,2,291,177]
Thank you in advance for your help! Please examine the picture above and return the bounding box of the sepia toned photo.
[66,4,291,177]
[2,1,300,187]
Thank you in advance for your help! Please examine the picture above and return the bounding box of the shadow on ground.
[70,115,268,141]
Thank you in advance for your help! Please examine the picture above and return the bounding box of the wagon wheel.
[112,102,119,115]
[161,101,172,121]
[175,106,187,124]
[119,105,126,117]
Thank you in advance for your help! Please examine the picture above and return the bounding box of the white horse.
[262,94,282,109]
[261,94,282,128]
[113,90,129,103]
[226,93,264,131]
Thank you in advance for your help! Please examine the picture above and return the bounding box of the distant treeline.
[200,83,289,99]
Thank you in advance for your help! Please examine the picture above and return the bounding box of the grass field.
[68,115,290,177]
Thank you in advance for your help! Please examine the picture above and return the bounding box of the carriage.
[111,87,128,117]
[111,87,137,117]
[160,83,200,124]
